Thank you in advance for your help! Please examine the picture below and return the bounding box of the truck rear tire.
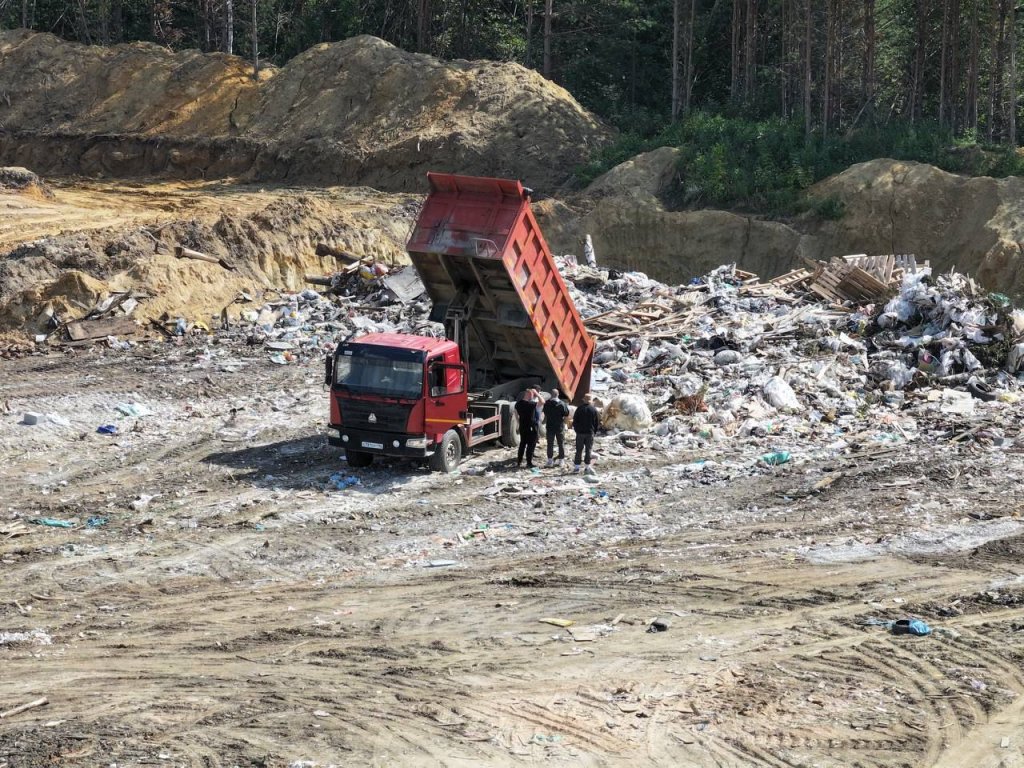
[499,403,519,448]
[429,430,462,473]
[345,449,374,468]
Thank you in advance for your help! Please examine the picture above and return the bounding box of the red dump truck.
[324,172,595,472]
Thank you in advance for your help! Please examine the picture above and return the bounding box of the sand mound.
[0,166,54,199]
[0,31,609,191]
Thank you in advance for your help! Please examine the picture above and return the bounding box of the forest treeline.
[6,0,1024,209]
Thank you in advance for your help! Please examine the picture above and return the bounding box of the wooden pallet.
[807,262,891,304]
[840,254,895,284]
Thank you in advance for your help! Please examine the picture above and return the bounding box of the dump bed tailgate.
[407,173,594,401]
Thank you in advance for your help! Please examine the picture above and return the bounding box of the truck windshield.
[334,353,424,399]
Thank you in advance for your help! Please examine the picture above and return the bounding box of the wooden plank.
[66,317,139,341]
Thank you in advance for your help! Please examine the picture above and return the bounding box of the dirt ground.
[2,339,1024,768]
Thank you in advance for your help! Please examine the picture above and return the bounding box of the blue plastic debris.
[328,473,360,490]
[892,618,931,636]
[30,518,75,528]
[86,517,108,528]
[97,424,119,435]
[761,451,791,466]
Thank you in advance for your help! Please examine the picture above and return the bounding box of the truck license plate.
[361,441,384,450]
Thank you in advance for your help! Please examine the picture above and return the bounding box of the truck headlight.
[327,428,340,439]
[406,436,428,449]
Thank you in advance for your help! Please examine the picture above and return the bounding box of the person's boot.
[584,464,596,476]
[545,458,554,468]
[573,464,582,474]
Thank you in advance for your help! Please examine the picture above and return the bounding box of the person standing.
[572,393,600,475]
[542,388,570,467]
[514,389,540,468]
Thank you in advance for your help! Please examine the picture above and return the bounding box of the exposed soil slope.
[544,153,1024,295]
[0,31,609,190]
[808,159,1024,295]
[0,177,416,335]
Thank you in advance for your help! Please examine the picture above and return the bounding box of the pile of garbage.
[29,246,1023,467]
[557,256,1024,462]
[226,265,439,364]
[223,253,1024,430]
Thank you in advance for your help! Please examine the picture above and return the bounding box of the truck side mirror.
[324,354,334,386]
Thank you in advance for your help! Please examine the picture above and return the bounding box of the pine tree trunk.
[939,0,950,125]
[823,0,833,139]
[731,0,743,101]
[525,0,533,66]
[1010,1,1017,146]
[417,0,430,53]
[110,0,122,41]
[781,0,788,117]
[835,0,843,126]
[21,0,28,27]
[862,0,875,116]
[966,0,980,133]
[805,0,812,142]
[910,0,926,122]
[950,0,961,131]
[989,0,1007,142]
[225,0,234,55]
[684,0,696,114]
[251,0,258,80]
[543,0,553,79]
[672,0,681,120]
[745,0,757,101]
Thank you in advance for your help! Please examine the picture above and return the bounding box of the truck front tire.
[345,449,374,468]
[429,430,462,473]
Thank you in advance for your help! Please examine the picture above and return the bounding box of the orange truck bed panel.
[407,173,594,401]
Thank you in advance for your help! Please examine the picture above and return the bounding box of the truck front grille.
[339,400,413,432]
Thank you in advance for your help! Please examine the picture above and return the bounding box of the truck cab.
[327,333,480,471]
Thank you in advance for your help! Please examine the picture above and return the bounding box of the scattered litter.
[86,517,108,528]
[646,618,671,633]
[96,424,119,435]
[29,518,75,528]
[130,494,156,511]
[20,412,41,426]
[862,617,932,636]
[424,560,458,568]
[539,618,575,628]
[0,630,52,646]
[115,402,153,418]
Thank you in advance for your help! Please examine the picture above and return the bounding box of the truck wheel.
[429,430,462,473]
[345,449,374,468]
[499,403,519,448]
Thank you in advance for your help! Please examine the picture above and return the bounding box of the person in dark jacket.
[542,388,570,467]
[572,393,600,474]
[514,389,540,468]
